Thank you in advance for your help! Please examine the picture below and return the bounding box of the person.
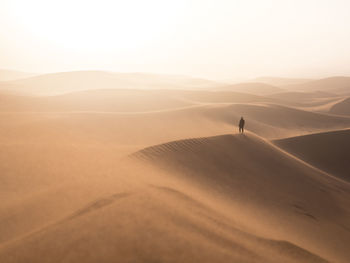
[239,117,245,133]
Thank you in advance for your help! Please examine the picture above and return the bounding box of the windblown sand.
[1,72,350,263]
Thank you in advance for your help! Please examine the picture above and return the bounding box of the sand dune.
[268,91,337,102]
[0,183,330,263]
[2,133,348,263]
[274,129,350,182]
[329,97,350,116]
[267,91,346,112]
[251,77,313,86]
[1,100,350,154]
[0,70,37,82]
[0,71,349,263]
[0,89,273,112]
[131,134,350,263]
[0,90,194,112]
[217,82,284,95]
[0,102,349,160]
[4,71,223,95]
[287,77,350,94]
[202,103,350,138]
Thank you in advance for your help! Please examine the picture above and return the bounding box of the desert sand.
[330,98,350,116]
[274,129,350,182]
[0,71,350,263]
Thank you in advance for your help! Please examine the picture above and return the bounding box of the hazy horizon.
[2,67,350,83]
[1,0,350,80]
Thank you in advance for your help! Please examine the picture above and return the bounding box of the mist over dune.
[0,70,37,82]
[286,77,350,95]
[3,71,224,95]
[0,88,273,112]
[0,70,350,263]
[251,77,313,86]
[1,0,350,261]
[216,82,284,95]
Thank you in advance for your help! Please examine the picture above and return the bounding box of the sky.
[0,0,349,80]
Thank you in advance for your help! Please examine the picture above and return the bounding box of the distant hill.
[0,89,272,113]
[217,82,284,95]
[5,71,223,95]
[286,77,350,94]
[252,77,312,86]
[329,97,350,116]
[274,129,350,182]
[268,91,337,101]
[0,69,37,81]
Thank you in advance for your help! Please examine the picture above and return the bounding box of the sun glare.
[9,0,188,52]
[2,0,350,77]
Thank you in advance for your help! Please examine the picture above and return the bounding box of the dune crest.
[132,133,350,263]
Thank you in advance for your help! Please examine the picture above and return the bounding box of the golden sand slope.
[3,133,348,263]
[0,84,349,263]
[274,129,350,182]
[132,134,350,263]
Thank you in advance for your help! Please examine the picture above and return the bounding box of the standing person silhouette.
[239,117,245,133]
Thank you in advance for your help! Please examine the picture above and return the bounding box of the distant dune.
[0,89,273,112]
[274,129,350,182]
[267,91,343,112]
[202,103,350,138]
[269,91,337,101]
[0,101,349,155]
[4,71,223,95]
[287,77,350,94]
[217,82,284,95]
[329,97,350,116]
[0,70,37,81]
[252,77,312,86]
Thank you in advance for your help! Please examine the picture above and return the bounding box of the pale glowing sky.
[0,0,349,79]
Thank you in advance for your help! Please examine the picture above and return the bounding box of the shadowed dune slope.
[274,129,350,182]
[0,184,329,263]
[132,134,350,263]
[329,97,350,116]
